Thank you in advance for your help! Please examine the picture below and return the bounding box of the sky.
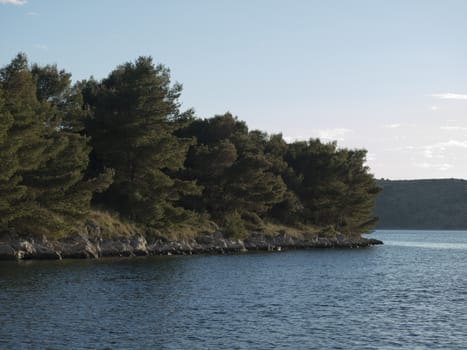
[1,0,467,180]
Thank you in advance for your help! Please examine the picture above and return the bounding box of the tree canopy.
[0,54,380,239]
[0,54,111,237]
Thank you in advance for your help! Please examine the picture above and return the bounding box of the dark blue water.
[1,230,467,349]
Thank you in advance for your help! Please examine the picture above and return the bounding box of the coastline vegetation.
[0,54,380,241]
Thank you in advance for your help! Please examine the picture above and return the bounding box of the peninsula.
[0,54,381,260]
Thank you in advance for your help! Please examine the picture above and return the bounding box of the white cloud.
[314,128,352,142]
[413,162,452,171]
[431,93,467,100]
[34,44,48,50]
[440,126,467,131]
[283,128,353,143]
[0,0,26,4]
[437,140,467,148]
[366,152,376,161]
[283,135,307,143]
[431,106,439,111]
[383,123,401,129]
[421,140,467,159]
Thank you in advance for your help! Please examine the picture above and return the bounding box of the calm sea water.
[1,230,467,349]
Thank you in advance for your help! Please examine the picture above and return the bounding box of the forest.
[0,54,380,241]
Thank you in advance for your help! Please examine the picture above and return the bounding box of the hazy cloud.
[366,152,376,161]
[26,11,37,15]
[34,44,48,50]
[421,140,467,159]
[431,106,439,111]
[436,140,467,148]
[413,162,453,171]
[0,0,26,4]
[432,93,467,100]
[283,129,352,143]
[383,123,401,129]
[282,135,308,143]
[440,126,467,131]
[314,128,352,142]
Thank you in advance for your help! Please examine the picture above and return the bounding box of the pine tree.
[333,149,380,234]
[0,84,26,232]
[283,139,380,233]
[283,139,340,226]
[0,54,112,237]
[179,113,287,230]
[29,63,113,228]
[0,54,52,235]
[82,56,199,227]
[265,134,303,225]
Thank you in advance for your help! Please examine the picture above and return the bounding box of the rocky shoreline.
[0,228,383,260]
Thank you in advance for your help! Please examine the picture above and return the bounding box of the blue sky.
[2,0,467,179]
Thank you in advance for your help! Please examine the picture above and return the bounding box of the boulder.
[31,242,61,260]
[13,240,35,255]
[147,240,166,255]
[225,239,247,252]
[0,243,17,260]
[55,236,99,259]
[130,235,149,256]
[99,239,134,257]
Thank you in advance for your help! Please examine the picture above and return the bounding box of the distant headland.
[374,178,467,230]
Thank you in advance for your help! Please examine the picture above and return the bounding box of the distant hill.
[374,179,467,229]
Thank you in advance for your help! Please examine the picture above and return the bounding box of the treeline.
[375,179,467,229]
[0,54,380,239]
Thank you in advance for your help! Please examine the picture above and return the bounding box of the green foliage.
[0,54,111,237]
[278,139,380,234]
[223,211,248,239]
[0,53,380,239]
[178,113,287,230]
[82,56,200,228]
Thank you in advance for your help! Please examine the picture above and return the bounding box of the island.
[0,54,382,260]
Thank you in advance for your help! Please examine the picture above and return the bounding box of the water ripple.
[1,231,467,349]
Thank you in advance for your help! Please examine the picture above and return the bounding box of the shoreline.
[0,231,383,261]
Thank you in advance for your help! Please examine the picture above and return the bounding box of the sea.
[1,230,467,349]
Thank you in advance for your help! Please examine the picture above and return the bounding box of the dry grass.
[160,219,218,241]
[86,210,140,239]
[261,222,322,239]
[80,210,330,242]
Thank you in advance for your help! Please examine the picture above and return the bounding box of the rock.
[0,226,383,260]
[366,238,383,245]
[130,235,149,256]
[14,240,35,255]
[272,232,297,247]
[148,240,186,255]
[147,240,166,255]
[84,220,101,236]
[196,234,214,245]
[99,238,134,257]
[244,233,268,250]
[5,237,61,260]
[0,243,17,260]
[32,243,61,260]
[55,236,99,259]
[225,239,247,252]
